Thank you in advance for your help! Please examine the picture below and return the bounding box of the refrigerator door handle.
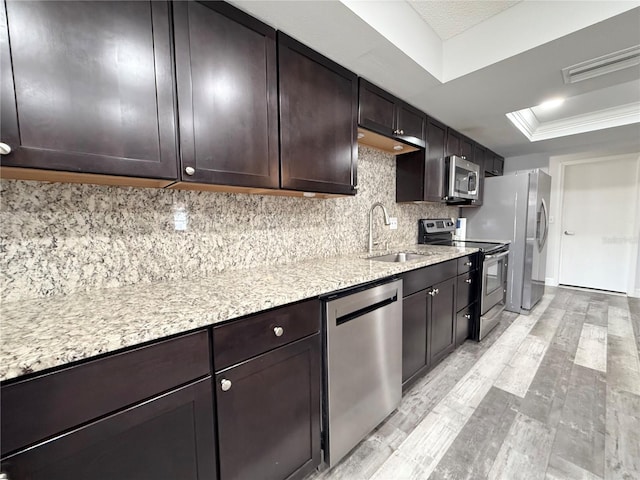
[539,198,549,250]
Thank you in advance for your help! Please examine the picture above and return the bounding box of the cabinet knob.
[273,326,284,337]
[428,290,436,297]
[0,473,9,480]
[393,129,399,135]
[353,185,359,190]
[220,378,232,392]
[0,142,11,155]
[184,166,195,176]
[464,261,473,266]
[399,129,404,135]
[464,314,472,319]
[465,278,472,284]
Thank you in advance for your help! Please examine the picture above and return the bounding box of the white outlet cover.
[389,217,398,230]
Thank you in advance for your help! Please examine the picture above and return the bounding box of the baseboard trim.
[545,277,558,287]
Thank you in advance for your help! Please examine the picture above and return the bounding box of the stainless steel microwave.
[444,155,480,202]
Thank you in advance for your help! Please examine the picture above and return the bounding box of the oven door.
[481,250,508,315]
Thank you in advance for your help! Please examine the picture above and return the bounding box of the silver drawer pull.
[464,314,472,319]
[465,278,472,284]
[220,378,232,392]
[464,261,473,266]
[273,326,284,337]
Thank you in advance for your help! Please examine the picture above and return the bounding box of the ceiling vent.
[561,45,640,84]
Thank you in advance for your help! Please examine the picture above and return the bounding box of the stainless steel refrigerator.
[464,169,551,313]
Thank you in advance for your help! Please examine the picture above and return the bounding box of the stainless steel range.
[418,218,509,340]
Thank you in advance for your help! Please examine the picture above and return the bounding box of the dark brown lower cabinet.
[456,303,475,346]
[402,289,428,385]
[428,277,457,366]
[401,262,458,389]
[216,334,321,480]
[0,378,217,480]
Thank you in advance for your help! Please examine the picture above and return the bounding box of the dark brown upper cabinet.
[485,151,505,176]
[460,135,475,163]
[445,128,461,157]
[358,79,426,148]
[278,32,358,196]
[173,1,279,189]
[396,116,446,203]
[0,1,178,181]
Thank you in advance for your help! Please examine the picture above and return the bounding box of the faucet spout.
[368,202,391,254]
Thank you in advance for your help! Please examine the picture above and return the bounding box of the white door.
[559,156,639,293]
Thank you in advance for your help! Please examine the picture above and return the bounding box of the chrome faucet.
[368,202,391,254]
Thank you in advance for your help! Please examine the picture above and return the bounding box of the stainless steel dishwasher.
[322,278,403,468]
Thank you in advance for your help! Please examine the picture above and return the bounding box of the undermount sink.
[368,252,428,263]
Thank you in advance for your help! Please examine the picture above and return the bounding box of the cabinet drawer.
[213,299,320,371]
[1,330,210,457]
[456,303,475,346]
[400,260,457,297]
[457,254,478,274]
[456,271,478,311]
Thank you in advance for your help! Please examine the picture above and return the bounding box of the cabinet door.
[460,136,474,163]
[402,290,429,385]
[445,129,461,157]
[1,378,217,480]
[428,277,456,366]
[0,1,177,179]
[396,102,426,148]
[278,33,358,195]
[424,117,447,202]
[216,334,321,480]
[358,79,396,137]
[173,2,279,188]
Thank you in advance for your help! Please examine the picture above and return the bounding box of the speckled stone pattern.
[0,146,458,303]
[0,245,476,381]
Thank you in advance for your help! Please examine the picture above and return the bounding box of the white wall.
[503,153,550,175]
[546,151,640,297]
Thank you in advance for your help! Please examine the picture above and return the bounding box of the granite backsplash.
[1,146,457,302]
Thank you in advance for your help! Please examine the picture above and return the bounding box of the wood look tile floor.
[308,287,640,480]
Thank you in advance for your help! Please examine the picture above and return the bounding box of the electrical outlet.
[389,217,398,230]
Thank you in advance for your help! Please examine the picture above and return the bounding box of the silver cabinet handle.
[464,314,472,319]
[185,166,195,176]
[464,261,473,266]
[0,142,11,155]
[220,378,232,392]
[465,278,472,284]
[273,326,284,337]
[564,231,575,235]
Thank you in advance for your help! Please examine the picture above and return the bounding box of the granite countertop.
[0,245,477,381]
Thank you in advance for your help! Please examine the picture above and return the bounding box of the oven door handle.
[484,250,509,261]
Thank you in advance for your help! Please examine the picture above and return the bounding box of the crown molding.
[507,102,640,142]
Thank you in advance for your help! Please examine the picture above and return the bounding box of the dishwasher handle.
[336,293,398,326]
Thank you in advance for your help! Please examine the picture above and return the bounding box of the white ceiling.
[407,0,521,40]
[229,0,640,159]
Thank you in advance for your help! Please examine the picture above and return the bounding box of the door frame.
[547,152,640,296]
